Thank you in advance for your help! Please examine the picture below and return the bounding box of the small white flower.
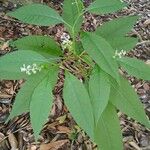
[20,64,26,72]
[60,33,72,50]
[60,33,70,42]
[113,50,126,58]
[32,69,37,74]
[27,65,32,70]
[26,70,31,75]
[20,63,43,75]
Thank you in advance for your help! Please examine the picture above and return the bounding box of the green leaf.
[75,40,84,55]
[0,50,48,80]
[107,37,138,52]
[110,75,150,128]
[94,103,123,150]
[30,69,57,140]
[95,16,139,52]
[62,0,84,35]
[7,70,49,121]
[95,16,138,39]
[13,36,62,58]
[118,57,150,80]
[89,66,110,124]
[86,0,126,14]
[81,32,119,82]
[63,72,94,139]
[7,66,59,122]
[8,4,63,26]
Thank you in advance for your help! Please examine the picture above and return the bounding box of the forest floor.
[0,0,150,149]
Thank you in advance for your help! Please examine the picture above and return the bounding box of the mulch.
[0,0,150,149]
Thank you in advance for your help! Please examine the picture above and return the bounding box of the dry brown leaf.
[144,19,150,26]
[8,133,18,150]
[129,141,141,150]
[56,126,71,134]
[146,60,150,65]
[40,140,69,150]
[0,41,9,51]
[0,132,5,141]
[0,93,12,99]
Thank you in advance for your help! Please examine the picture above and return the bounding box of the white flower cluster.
[113,50,126,58]
[60,33,73,50]
[20,63,43,75]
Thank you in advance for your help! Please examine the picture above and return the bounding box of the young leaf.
[81,32,119,82]
[86,0,126,14]
[8,4,63,26]
[0,50,48,80]
[94,16,139,52]
[30,67,58,140]
[110,75,150,128]
[13,36,62,58]
[94,103,123,150]
[63,72,94,139]
[89,66,110,124]
[118,57,150,80]
[62,0,84,35]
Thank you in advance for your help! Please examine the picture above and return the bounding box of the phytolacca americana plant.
[1,0,150,149]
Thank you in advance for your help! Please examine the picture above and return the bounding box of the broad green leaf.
[7,66,59,122]
[118,57,150,80]
[86,0,126,14]
[95,16,139,52]
[13,36,62,58]
[95,16,138,39]
[110,75,150,128]
[62,0,84,35]
[94,103,123,150]
[63,72,94,139]
[30,68,58,139]
[81,32,119,82]
[0,50,48,80]
[89,66,110,124]
[8,4,63,26]
[7,70,49,120]
[107,37,138,52]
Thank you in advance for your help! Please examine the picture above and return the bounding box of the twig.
[136,40,150,46]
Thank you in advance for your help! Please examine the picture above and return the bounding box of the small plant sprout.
[0,1,150,150]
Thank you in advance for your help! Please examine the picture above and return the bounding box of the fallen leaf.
[8,133,18,150]
[0,41,9,51]
[144,19,150,26]
[56,126,71,134]
[40,140,69,150]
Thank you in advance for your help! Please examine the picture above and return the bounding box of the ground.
[0,0,150,149]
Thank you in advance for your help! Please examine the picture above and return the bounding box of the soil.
[0,0,150,149]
